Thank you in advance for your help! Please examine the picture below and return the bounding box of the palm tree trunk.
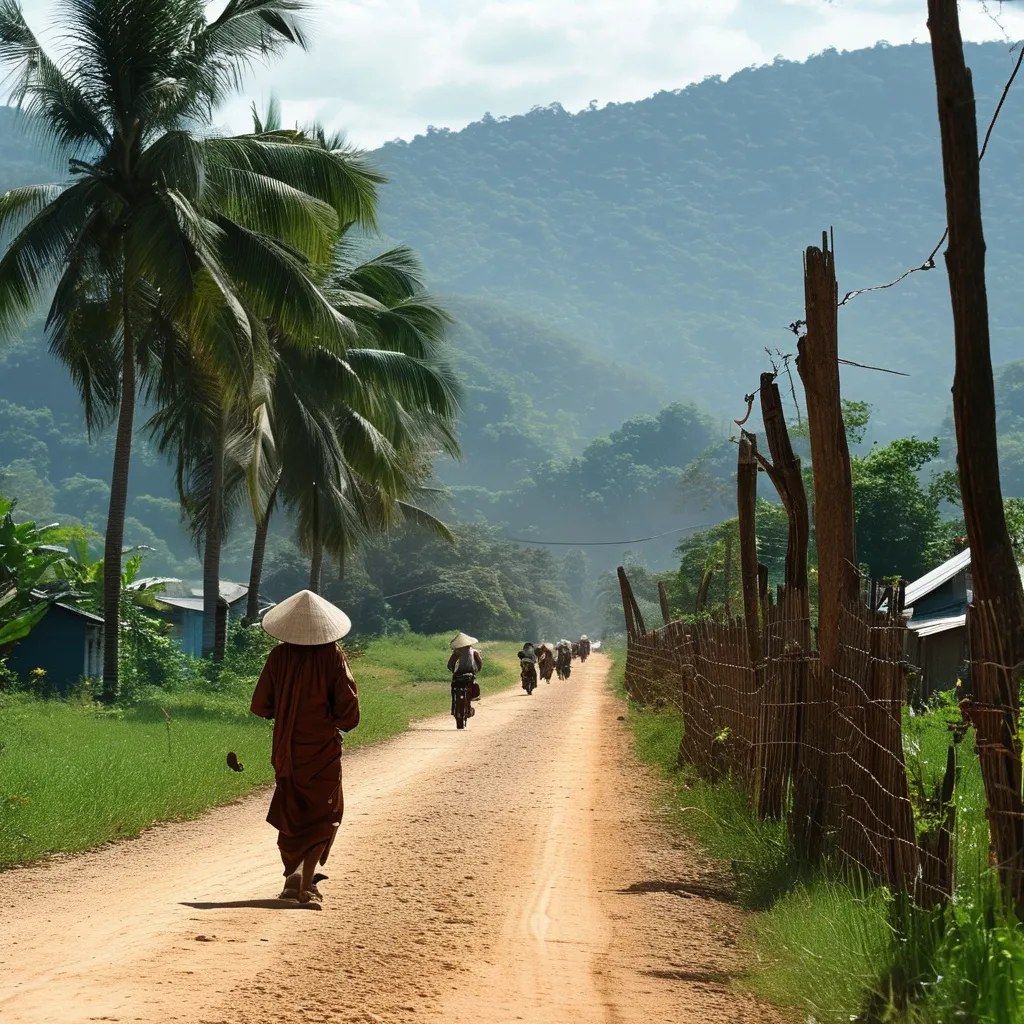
[308,478,323,594]
[246,483,278,622]
[101,290,136,704]
[309,536,323,595]
[202,410,226,660]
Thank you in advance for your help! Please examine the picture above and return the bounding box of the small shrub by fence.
[618,567,956,907]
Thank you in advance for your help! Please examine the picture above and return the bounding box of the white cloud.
[15,0,1024,147]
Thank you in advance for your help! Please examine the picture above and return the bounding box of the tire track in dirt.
[0,655,781,1023]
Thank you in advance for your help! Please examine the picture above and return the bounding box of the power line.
[381,522,721,600]
[503,522,719,547]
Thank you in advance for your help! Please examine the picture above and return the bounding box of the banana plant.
[0,498,71,646]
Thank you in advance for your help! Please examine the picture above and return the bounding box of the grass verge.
[605,644,1024,1022]
[0,634,518,867]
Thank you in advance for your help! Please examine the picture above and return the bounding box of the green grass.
[605,645,1024,1022]
[0,634,519,867]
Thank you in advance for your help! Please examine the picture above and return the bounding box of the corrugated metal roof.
[187,581,248,604]
[159,596,204,612]
[908,612,966,638]
[53,602,104,624]
[904,547,972,607]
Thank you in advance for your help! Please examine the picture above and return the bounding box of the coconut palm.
[244,239,461,611]
[0,0,381,697]
[151,241,460,651]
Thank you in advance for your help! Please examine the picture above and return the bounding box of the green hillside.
[372,41,1024,439]
[4,40,1024,581]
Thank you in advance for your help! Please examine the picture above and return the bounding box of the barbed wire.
[786,38,1024,337]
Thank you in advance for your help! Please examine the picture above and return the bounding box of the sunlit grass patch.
[0,634,519,867]
[606,649,1024,1021]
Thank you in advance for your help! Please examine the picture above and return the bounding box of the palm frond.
[205,134,382,228]
[0,177,104,332]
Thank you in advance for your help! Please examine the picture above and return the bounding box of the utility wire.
[787,39,1024,333]
[504,522,719,546]
[380,521,722,600]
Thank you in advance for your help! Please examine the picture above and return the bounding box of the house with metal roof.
[5,602,104,694]
[902,546,1024,696]
[151,581,250,657]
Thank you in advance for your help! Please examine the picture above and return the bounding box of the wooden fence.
[619,568,955,906]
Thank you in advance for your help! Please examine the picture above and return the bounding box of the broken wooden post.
[695,570,713,615]
[797,235,859,668]
[737,431,761,665]
[929,0,1024,912]
[657,580,672,626]
[617,566,646,640]
[759,372,810,607]
[794,232,859,862]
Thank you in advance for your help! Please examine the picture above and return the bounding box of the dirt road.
[0,655,778,1023]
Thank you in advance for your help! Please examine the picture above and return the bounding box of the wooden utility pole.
[737,431,761,664]
[797,236,859,671]
[928,0,1024,911]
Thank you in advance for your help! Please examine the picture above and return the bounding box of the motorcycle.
[451,672,476,729]
[521,661,538,695]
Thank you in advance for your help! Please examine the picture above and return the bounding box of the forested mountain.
[4,41,1024,586]
[373,41,1024,440]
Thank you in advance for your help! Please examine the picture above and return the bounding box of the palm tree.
[0,0,381,697]
[243,240,462,610]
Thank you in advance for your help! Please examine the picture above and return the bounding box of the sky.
[17,0,1024,148]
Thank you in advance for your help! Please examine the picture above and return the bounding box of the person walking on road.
[537,642,556,682]
[556,640,572,680]
[250,590,360,905]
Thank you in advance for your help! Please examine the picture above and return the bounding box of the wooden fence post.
[617,566,646,641]
[695,570,713,614]
[759,373,811,608]
[797,235,859,669]
[928,0,1024,912]
[795,233,859,862]
[658,581,673,626]
[737,431,761,665]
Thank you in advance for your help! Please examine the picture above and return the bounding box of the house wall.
[7,607,90,693]
[916,627,967,696]
[914,570,970,618]
[171,611,203,658]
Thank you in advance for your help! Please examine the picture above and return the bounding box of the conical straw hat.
[450,631,478,650]
[262,590,352,645]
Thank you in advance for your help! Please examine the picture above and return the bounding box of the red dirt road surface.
[0,654,781,1023]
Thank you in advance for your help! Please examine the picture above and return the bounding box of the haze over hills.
[3,40,1024,579]
[372,40,1024,441]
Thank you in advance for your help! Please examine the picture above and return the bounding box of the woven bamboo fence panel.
[619,569,955,904]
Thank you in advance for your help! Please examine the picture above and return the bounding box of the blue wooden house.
[6,602,104,693]
[152,581,249,657]
[902,547,1024,695]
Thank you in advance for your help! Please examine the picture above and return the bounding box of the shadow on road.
[613,879,738,904]
[180,899,321,911]
[642,968,740,984]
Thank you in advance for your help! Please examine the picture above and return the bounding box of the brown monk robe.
[250,641,359,902]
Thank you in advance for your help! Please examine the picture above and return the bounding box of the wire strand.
[787,40,1024,332]
[504,521,719,546]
